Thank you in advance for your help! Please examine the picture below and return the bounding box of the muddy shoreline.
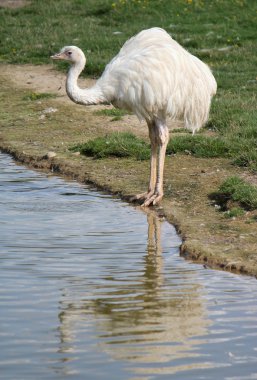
[1,64,257,277]
[1,143,256,278]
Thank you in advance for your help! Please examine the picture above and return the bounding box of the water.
[0,152,257,380]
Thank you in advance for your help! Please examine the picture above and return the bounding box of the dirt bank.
[1,63,257,277]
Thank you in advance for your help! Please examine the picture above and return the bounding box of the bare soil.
[1,63,257,277]
[0,0,29,8]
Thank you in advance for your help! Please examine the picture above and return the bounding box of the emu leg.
[142,120,169,207]
[132,122,157,202]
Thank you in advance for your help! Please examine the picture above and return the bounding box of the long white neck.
[66,59,107,105]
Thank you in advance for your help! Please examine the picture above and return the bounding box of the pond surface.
[0,152,257,380]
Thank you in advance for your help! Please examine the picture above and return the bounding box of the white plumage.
[51,27,217,206]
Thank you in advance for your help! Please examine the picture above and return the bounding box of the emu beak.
[51,52,65,60]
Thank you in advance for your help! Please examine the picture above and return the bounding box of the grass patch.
[0,0,256,171]
[22,92,57,101]
[232,150,257,173]
[167,135,230,158]
[224,207,245,218]
[94,108,129,121]
[216,176,257,211]
[1,0,256,78]
[172,128,191,134]
[70,132,150,160]
[72,131,256,171]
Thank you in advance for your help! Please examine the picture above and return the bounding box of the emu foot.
[131,191,163,207]
[142,193,163,207]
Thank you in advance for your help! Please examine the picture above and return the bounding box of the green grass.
[71,132,230,160]
[1,0,256,78]
[224,207,245,218]
[0,0,256,170]
[217,176,257,211]
[94,108,129,121]
[167,135,231,158]
[72,132,231,160]
[22,92,57,101]
[71,132,150,160]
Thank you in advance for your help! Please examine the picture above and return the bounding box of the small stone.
[47,151,56,158]
[42,151,57,159]
[42,107,58,114]
[217,46,232,52]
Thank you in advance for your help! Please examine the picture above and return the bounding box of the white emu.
[51,27,217,206]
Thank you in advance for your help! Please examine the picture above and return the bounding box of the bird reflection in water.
[57,209,211,378]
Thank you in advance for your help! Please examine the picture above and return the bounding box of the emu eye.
[67,51,72,56]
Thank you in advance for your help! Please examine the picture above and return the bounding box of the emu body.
[51,27,217,206]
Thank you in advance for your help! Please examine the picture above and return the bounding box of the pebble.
[42,151,57,159]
